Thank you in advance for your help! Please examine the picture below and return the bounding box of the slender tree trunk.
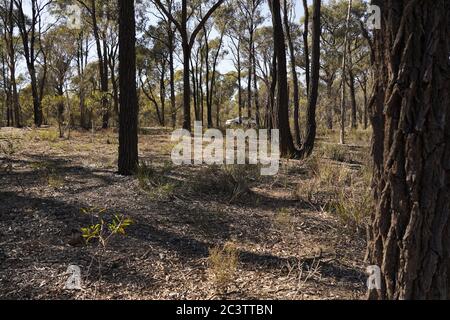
[111,73,119,123]
[203,27,212,128]
[284,0,301,145]
[6,0,21,129]
[302,0,310,94]
[367,0,450,300]
[298,0,321,158]
[348,42,357,130]
[182,41,191,131]
[362,82,368,129]
[101,36,110,129]
[326,77,334,130]
[247,25,253,119]
[198,44,204,122]
[1,51,11,127]
[237,38,243,122]
[29,67,42,126]
[118,0,139,175]
[57,85,64,138]
[77,32,89,129]
[191,53,199,121]
[210,31,224,128]
[89,0,109,129]
[168,28,176,128]
[159,60,166,127]
[268,51,277,130]
[252,42,260,128]
[349,69,357,130]
[10,58,20,129]
[339,0,352,144]
[357,73,369,130]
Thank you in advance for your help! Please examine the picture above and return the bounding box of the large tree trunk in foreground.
[118,0,139,175]
[367,0,450,300]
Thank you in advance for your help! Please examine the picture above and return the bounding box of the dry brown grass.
[208,242,239,292]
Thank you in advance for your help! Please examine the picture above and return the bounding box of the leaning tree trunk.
[118,0,139,175]
[367,0,450,300]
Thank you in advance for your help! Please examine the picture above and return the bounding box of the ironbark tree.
[367,0,450,300]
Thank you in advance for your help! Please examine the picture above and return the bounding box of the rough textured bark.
[118,0,138,175]
[367,0,450,300]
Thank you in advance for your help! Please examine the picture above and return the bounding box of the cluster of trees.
[0,0,372,144]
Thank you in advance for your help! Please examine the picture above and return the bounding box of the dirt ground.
[0,126,369,300]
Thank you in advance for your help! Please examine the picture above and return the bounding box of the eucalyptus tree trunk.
[284,0,301,145]
[339,0,352,144]
[118,0,139,175]
[367,0,450,300]
[270,0,321,159]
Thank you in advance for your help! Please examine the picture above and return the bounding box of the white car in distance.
[225,117,257,128]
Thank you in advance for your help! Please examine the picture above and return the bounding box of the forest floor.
[0,126,372,300]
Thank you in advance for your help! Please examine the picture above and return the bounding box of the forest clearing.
[1,126,370,299]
